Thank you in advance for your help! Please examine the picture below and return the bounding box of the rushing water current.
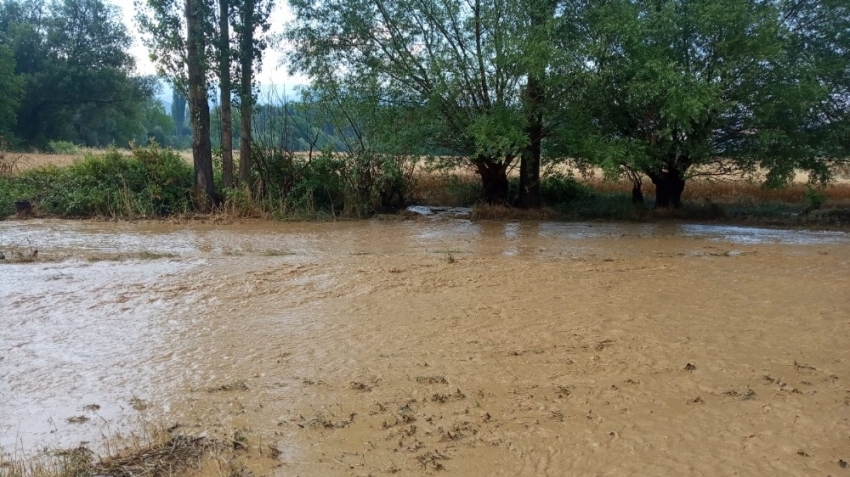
[1,219,848,476]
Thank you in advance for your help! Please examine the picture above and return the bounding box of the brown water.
[2,219,849,475]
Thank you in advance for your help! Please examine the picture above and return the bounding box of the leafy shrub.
[47,140,80,155]
[247,146,416,218]
[1,143,192,218]
[804,186,827,211]
[540,172,592,205]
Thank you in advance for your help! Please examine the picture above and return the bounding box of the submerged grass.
[0,428,221,477]
[0,410,281,477]
[0,249,178,265]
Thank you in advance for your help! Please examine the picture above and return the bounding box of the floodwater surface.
[1,219,849,476]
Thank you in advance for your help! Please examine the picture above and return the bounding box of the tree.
[138,0,271,194]
[137,97,177,146]
[137,0,216,205]
[0,45,22,138]
[217,0,235,187]
[235,0,272,187]
[236,0,254,186]
[568,0,850,208]
[186,0,216,205]
[289,0,556,204]
[517,0,558,208]
[0,0,154,147]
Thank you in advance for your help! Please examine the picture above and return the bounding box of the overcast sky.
[108,0,306,86]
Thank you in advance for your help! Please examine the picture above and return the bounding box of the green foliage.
[245,146,416,219]
[0,144,192,218]
[539,172,592,205]
[804,187,827,211]
[0,0,156,148]
[0,45,22,137]
[287,0,563,202]
[136,100,179,147]
[564,0,850,205]
[46,141,80,155]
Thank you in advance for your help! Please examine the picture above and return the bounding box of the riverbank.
[2,147,850,228]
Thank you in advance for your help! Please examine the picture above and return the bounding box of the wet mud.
[2,219,849,475]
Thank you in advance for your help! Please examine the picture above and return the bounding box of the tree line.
[2,0,849,210]
[0,0,189,149]
[286,0,849,208]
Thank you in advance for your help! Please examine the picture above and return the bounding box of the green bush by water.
[540,173,593,205]
[0,144,192,218]
[247,147,416,218]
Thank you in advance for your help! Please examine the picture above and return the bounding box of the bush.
[246,147,416,218]
[1,143,193,218]
[46,140,81,155]
[540,172,593,205]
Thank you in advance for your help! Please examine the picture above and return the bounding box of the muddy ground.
[1,219,849,476]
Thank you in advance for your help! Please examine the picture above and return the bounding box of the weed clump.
[0,434,220,477]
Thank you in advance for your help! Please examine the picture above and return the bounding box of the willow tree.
[569,0,850,208]
[289,0,563,204]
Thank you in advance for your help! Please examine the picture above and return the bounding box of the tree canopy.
[0,0,162,148]
[0,44,22,139]
[287,0,566,203]
[288,0,849,207]
[565,0,850,206]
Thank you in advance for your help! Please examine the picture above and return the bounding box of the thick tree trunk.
[186,0,215,209]
[476,160,510,204]
[519,74,543,208]
[218,0,234,188]
[648,169,686,208]
[237,0,254,187]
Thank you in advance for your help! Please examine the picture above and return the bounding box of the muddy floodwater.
[2,219,849,475]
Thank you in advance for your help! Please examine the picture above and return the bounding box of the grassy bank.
[2,146,849,226]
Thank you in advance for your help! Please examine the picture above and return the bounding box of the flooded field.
[1,218,849,476]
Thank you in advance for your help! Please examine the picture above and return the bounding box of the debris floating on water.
[405,205,472,218]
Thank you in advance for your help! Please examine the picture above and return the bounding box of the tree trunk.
[218,0,234,188]
[648,169,686,208]
[518,1,551,209]
[186,0,215,209]
[631,183,644,204]
[519,85,542,208]
[476,160,510,204]
[237,0,254,187]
